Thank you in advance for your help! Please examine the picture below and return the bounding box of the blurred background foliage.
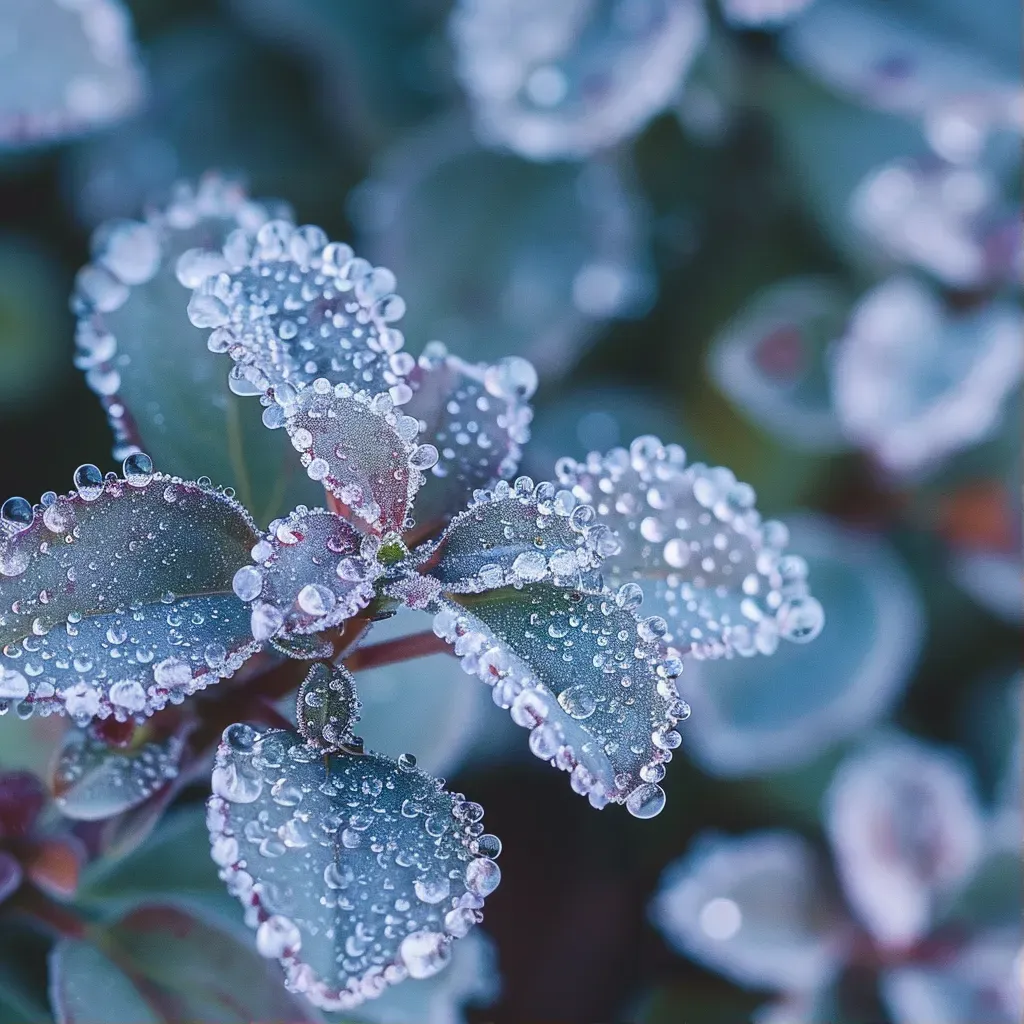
[0,0,1019,1021]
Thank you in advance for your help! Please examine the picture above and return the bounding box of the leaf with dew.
[232,506,381,643]
[554,435,825,660]
[0,0,144,151]
[0,458,261,723]
[295,662,361,752]
[206,724,501,1011]
[73,174,324,525]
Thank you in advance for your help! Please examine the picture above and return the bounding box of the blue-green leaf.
[295,662,361,751]
[207,725,501,1012]
[0,463,260,723]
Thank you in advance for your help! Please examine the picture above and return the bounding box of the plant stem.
[8,886,89,939]
[344,631,451,672]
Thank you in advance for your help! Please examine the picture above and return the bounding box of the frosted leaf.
[782,0,1023,164]
[684,515,923,777]
[401,344,536,531]
[881,928,1023,1024]
[831,278,1023,475]
[418,478,611,594]
[554,436,824,660]
[824,735,984,949]
[450,0,706,160]
[0,0,144,150]
[718,0,815,28]
[271,632,339,661]
[851,159,1020,289]
[353,121,654,376]
[278,381,430,535]
[237,507,380,642]
[51,723,187,821]
[188,224,409,400]
[708,277,850,453]
[432,582,683,811]
[651,831,847,991]
[73,173,322,523]
[0,464,260,723]
[296,662,361,752]
[206,725,500,1012]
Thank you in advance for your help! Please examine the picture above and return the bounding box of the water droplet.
[256,915,301,958]
[398,930,451,979]
[122,452,154,487]
[73,464,104,501]
[626,782,666,819]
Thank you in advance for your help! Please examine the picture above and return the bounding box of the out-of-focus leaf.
[295,661,361,751]
[0,466,259,722]
[0,0,144,151]
[354,118,654,376]
[650,831,849,991]
[0,850,22,906]
[449,0,706,160]
[0,923,54,1024]
[49,903,312,1023]
[207,725,501,1011]
[0,770,47,837]
[553,436,825,659]
[824,734,984,949]
[718,0,814,29]
[683,515,923,776]
[831,278,1022,475]
[24,838,81,900]
[73,173,321,524]
[707,276,851,453]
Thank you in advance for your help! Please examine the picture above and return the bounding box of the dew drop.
[122,452,154,487]
[625,782,666,819]
[73,464,105,501]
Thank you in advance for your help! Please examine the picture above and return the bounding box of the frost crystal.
[555,436,825,659]
[207,726,500,1011]
[0,0,144,149]
[450,0,706,159]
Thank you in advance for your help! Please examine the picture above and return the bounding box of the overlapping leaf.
[206,725,501,1011]
[0,461,260,722]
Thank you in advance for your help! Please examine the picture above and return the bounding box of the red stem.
[8,885,89,939]
[344,630,451,672]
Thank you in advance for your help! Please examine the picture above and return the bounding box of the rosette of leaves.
[0,181,824,1011]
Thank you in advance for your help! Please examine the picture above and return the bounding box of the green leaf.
[74,175,322,525]
[49,903,313,1023]
[207,725,501,1012]
[0,465,260,723]
[295,661,361,751]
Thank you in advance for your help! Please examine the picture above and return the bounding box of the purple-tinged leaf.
[187,223,411,401]
[0,770,47,838]
[49,902,314,1023]
[295,662,361,751]
[0,851,22,907]
[24,838,81,900]
[824,735,985,949]
[650,831,849,991]
[0,0,144,151]
[233,507,380,642]
[0,462,260,724]
[403,344,536,532]
[554,436,825,660]
[207,725,501,1011]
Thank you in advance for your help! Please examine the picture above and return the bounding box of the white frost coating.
[831,278,1023,475]
[206,725,500,1011]
[236,507,381,642]
[188,222,412,401]
[824,735,984,950]
[0,459,261,724]
[650,831,849,991]
[555,435,825,660]
[0,0,145,150]
[451,0,707,159]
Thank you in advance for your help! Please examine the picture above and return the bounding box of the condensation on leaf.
[401,343,536,533]
[824,734,984,949]
[433,581,684,814]
[188,221,410,402]
[0,0,144,150]
[708,276,851,453]
[683,515,923,777]
[353,121,654,376]
[50,723,187,821]
[831,278,1023,475]
[237,507,380,642]
[555,435,825,660]
[650,831,849,991]
[0,462,260,723]
[296,662,361,752]
[450,0,706,160]
[206,725,500,1011]
[275,380,433,536]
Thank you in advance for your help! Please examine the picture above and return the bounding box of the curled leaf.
[554,436,825,660]
[0,461,260,723]
[207,725,501,1011]
[295,662,361,751]
[234,507,380,642]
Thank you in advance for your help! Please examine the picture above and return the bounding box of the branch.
[344,631,451,672]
